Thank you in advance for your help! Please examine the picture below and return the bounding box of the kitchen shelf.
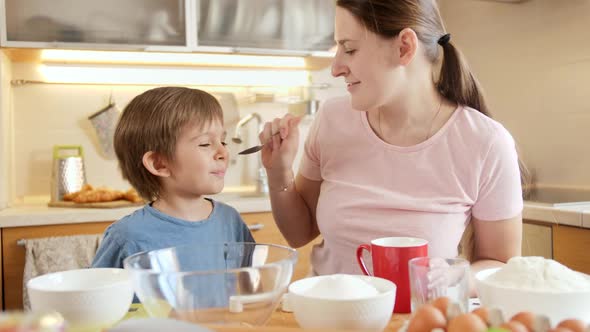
[1,48,333,71]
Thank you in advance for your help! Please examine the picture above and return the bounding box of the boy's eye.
[198,144,210,147]
[221,141,227,146]
[345,49,356,55]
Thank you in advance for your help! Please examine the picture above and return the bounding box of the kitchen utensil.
[288,274,396,330]
[123,242,297,327]
[27,268,133,331]
[356,237,428,313]
[50,145,87,202]
[238,131,280,155]
[88,101,120,159]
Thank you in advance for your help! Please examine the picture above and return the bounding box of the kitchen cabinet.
[522,219,590,275]
[2,221,111,310]
[196,0,334,52]
[552,224,590,275]
[522,220,552,259]
[1,0,188,50]
[1,0,335,55]
[0,212,317,310]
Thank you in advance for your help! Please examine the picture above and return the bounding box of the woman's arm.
[268,171,322,248]
[469,213,522,296]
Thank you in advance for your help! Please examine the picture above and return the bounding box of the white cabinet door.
[196,0,335,54]
[1,0,189,50]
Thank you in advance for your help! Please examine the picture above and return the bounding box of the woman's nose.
[331,58,348,78]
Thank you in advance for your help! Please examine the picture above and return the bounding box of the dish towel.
[22,234,103,310]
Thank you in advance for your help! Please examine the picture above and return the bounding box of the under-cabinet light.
[37,64,310,87]
[40,50,307,69]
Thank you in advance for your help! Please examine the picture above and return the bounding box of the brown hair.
[114,87,223,201]
[337,0,530,261]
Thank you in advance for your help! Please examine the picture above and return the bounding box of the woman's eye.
[198,144,210,147]
[345,49,356,55]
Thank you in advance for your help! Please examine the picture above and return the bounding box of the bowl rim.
[27,268,131,293]
[475,267,590,294]
[288,274,397,302]
[123,242,298,276]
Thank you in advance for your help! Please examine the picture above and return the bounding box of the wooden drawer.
[552,224,590,274]
[2,221,113,310]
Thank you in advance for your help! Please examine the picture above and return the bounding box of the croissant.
[123,188,143,203]
[63,184,94,201]
[72,187,124,203]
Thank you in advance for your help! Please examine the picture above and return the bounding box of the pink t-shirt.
[299,96,523,275]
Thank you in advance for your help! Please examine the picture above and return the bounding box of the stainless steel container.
[50,145,87,202]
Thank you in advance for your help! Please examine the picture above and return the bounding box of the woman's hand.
[259,113,302,175]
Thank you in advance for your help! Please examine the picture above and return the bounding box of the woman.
[259,0,524,295]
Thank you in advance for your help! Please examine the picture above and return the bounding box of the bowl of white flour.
[475,256,590,325]
[288,274,396,330]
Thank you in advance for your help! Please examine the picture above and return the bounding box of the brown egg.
[500,320,529,332]
[557,319,586,332]
[448,313,487,332]
[472,307,490,326]
[431,296,451,317]
[407,304,447,332]
[510,311,536,331]
[549,328,574,332]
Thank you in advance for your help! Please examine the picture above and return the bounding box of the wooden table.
[125,304,410,331]
[214,310,409,331]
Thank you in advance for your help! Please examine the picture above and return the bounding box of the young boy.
[92,87,254,269]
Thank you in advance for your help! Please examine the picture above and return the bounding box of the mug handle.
[356,244,372,276]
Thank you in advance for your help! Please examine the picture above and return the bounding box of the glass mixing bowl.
[123,242,297,327]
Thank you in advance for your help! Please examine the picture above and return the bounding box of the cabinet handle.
[247,223,264,232]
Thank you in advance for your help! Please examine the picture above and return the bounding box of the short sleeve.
[472,127,523,221]
[91,226,131,268]
[299,105,324,181]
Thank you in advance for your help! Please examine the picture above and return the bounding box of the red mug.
[356,237,428,313]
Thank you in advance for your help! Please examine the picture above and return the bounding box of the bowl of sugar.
[287,274,396,331]
[475,256,590,325]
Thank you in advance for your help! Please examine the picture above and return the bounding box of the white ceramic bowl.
[27,268,134,330]
[288,274,396,331]
[475,268,590,325]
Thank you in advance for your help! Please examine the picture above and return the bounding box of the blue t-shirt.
[92,199,255,269]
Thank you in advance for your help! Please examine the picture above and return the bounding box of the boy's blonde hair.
[114,87,223,201]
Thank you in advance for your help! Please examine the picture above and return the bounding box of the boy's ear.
[142,151,171,177]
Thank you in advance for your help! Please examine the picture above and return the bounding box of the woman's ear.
[142,151,171,177]
[397,28,418,66]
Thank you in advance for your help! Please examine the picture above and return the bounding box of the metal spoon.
[237,131,280,155]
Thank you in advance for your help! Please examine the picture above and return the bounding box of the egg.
[500,320,529,332]
[407,304,447,332]
[472,307,490,326]
[549,328,574,332]
[431,297,451,316]
[448,313,487,332]
[557,319,586,332]
[510,311,536,331]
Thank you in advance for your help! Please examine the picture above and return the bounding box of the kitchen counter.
[524,201,590,228]
[0,193,272,228]
[1,194,590,229]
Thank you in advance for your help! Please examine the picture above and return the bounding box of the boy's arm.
[91,228,127,268]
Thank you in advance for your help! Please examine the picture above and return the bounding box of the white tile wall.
[9,62,305,199]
